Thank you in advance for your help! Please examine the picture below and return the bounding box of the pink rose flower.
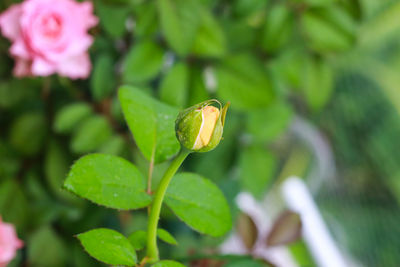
[0,217,23,267]
[0,0,98,79]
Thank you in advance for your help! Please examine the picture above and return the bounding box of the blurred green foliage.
[1,0,400,266]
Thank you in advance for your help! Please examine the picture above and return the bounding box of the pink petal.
[15,238,24,249]
[13,58,31,77]
[78,1,98,28]
[66,35,93,57]
[43,34,93,63]
[31,58,56,76]
[0,220,22,262]
[10,39,30,59]
[0,4,22,41]
[57,53,91,79]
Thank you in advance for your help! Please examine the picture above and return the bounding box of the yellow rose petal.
[193,106,220,150]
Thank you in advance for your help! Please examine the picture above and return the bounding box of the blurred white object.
[290,116,336,193]
[203,66,217,93]
[221,176,360,267]
[282,177,347,267]
[220,192,299,267]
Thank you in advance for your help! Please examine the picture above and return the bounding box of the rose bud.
[175,100,229,152]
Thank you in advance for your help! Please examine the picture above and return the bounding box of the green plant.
[63,88,231,266]
[5,0,400,266]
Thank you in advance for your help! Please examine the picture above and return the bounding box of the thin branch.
[147,145,156,195]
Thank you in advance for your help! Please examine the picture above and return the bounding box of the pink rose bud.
[0,0,98,79]
[0,217,23,267]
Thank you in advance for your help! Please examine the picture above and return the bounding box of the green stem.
[146,149,191,262]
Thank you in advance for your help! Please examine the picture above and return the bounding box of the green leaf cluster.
[5,0,400,266]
